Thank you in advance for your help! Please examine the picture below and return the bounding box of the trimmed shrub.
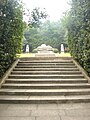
[68,0,90,75]
[0,0,24,78]
[53,48,59,53]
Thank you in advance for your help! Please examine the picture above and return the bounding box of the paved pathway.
[0,103,90,120]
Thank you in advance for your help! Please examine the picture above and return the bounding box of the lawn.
[17,52,71,58]
[56,53,71,57]
[17,53,35,58]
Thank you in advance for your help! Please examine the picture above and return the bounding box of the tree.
[28,7,48,28]
[68,0,90,75]
[24,20,67,51]
[0,0,24,77]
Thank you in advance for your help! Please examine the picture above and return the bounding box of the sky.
[22,0,71,22]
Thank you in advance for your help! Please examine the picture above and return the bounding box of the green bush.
[53,48,59,53]
[32,49,38,53]
[0,0,24,78]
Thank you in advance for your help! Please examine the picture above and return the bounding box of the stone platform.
[0,103,90,120]
[35,52,56,57]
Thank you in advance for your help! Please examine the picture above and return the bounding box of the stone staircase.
[0,57,90,103]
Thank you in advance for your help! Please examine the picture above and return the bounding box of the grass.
[17,53,35,58]
[17,52,71,58]
[56,52,71,57]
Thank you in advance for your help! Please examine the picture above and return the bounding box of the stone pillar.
[61,44,64,53]
[25,44,29,53]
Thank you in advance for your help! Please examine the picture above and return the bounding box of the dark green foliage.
[0,0,24,77]
[53,48,59,53]
[68,0,90,75]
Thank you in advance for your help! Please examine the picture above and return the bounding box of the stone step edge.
[6,79,88,83]
[19,61,73,63]
[3,83,89,86]
[6,78,87,80]
[8,74,84,77]
[16,64,76,66]
[1,88,90,91]
[18,63,74,65]
[1,88,90,94]
[13,68,79,71]
[8,75,84,79]
[2,83,90,89]
[11,71,82,74]
[0,95,90,103]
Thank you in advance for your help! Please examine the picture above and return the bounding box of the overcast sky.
[22,0,71,21]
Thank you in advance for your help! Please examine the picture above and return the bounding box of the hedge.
[68,0,90,75]
[0,0,24,78]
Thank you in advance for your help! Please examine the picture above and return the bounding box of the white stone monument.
[25,44,29,53]
[61,44,64,53]
[35,44,55,57]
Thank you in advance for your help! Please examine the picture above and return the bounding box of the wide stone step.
[15,65,77,68]
[19,60,73,63]
[8,74,84,79]
[18,63,74,66]
[0,95,90,103]
[2,83,90,89]
[6,78,88,84]
[11,71,82,75]
[13,68,79,71]
[0,89,90,96]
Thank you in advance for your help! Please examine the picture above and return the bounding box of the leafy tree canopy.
[28,7,48,28]
[24,19,68,51]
